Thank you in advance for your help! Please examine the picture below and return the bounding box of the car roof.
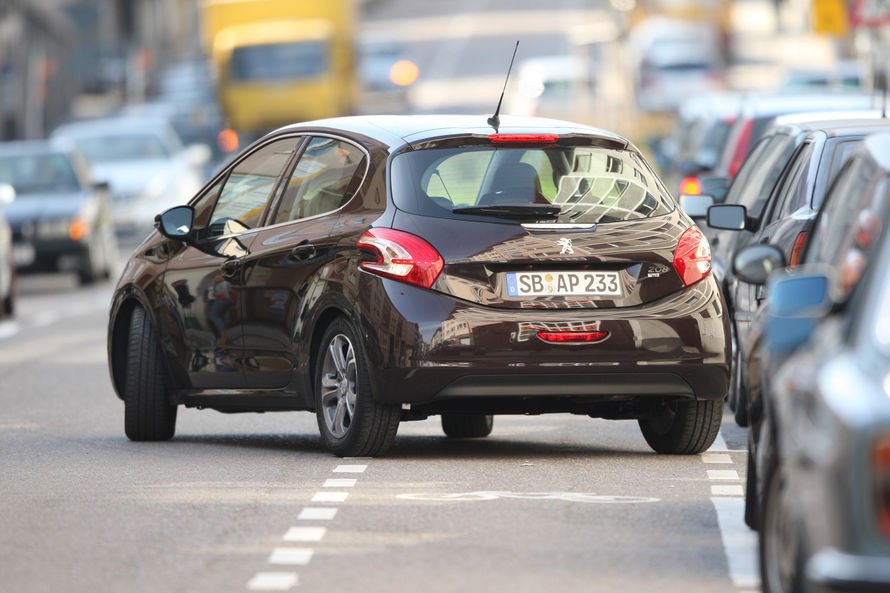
[275,114,628,149]
[864,133,890,171]
[737,91,878,117]
[772,117,890,139]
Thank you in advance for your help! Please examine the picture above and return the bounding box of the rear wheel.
[441,414,493,438]
[124,306,177,441]
[638,398,722,454]
[314,318,400,457]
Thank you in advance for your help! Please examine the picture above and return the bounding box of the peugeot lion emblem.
[556,237,574,255]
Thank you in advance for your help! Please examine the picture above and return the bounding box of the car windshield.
[0,153,81,194]
[69,133,172,163]
[229,41,327,82]
[391,145,673,224]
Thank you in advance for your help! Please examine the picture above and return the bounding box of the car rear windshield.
[391,145,674,224]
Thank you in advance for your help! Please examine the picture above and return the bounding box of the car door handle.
[221,258,242,278]
[290,243,317,261]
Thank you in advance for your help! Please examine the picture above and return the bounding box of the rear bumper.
[359,275,731,408]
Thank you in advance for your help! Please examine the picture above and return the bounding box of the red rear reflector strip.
[489,134,559,144]
[874,436,890,538]
[789,231,809,268]
[537,331,609,344]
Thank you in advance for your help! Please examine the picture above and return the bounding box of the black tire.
[638,398,722,454]
[759,452,805,593]
[744,442,758,529]
[124,306,176,441]
[441,414,493,438]
[733,359,750,427]
[314,317,400,457]
[77,245,98,286]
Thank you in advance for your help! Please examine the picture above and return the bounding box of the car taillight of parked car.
[673,226,711,287]
[789,231,809,268]
[728,119,755,180]
[874,435,890,538]
[679,176,702,196]
[357,228,444,289]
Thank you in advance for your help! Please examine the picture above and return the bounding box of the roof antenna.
[488,40,520,131]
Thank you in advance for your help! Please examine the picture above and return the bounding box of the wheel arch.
[108,289,154,400]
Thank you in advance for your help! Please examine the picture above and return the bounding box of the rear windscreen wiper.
[452,204,561,221]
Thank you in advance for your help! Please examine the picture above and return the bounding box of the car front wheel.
[638,398,722,454]
[314,318,400,457]
[124,306,177,441]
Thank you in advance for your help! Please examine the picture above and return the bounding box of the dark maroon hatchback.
[107,114,731,456]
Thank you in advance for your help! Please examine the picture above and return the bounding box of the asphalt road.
[0,1,765,592]
[0,271,755,593]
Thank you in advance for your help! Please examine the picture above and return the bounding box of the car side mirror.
[156,205,195,241]
[733,243,786,285]
[764,270,832,353]
[0,183,15,206]
[679,194,715,219]
[707,204,747,231]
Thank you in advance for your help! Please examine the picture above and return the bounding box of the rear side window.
[391,145,673,224]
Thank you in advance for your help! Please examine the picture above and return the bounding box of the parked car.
[708,116,890,427]
[50,115,209,244]
[0,141,118,285]
[629,17,725,113]
[732,132,890,538]
[741,134,890,592]
[0,183,15,318]
[652,90,742,196]
[106,114,731,457]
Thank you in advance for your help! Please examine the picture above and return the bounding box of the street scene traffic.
[2,0,890,592]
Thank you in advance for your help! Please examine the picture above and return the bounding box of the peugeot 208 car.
[107,115,731,457]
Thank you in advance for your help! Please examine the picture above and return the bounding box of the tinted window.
[772,143,813,220]
[209,138,298,236]
[729,133,796,219]
[274,137,367,223]
[806,155,888,301]
[391,146,673,224]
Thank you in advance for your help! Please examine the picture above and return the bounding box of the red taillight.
[679,176,702,196]
[728,119,754,180]
[674,226,711,287]
[789,231,809,268]
[357,228,444,289]
[488,134,559,144]
[873,436,890,538]
[537,331,610,344]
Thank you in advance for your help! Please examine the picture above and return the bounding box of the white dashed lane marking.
[247,573,299,591]
[246,462,369,589]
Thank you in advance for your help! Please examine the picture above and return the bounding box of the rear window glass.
[391,145,674,224]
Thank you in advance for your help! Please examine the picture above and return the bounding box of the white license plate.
[506,271,622,297]
[13,243,35,267]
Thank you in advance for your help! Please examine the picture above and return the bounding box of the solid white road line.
[711,497,760,589]
[707,469,741,481]
[701,453,733,464]
[333,464,367,473]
